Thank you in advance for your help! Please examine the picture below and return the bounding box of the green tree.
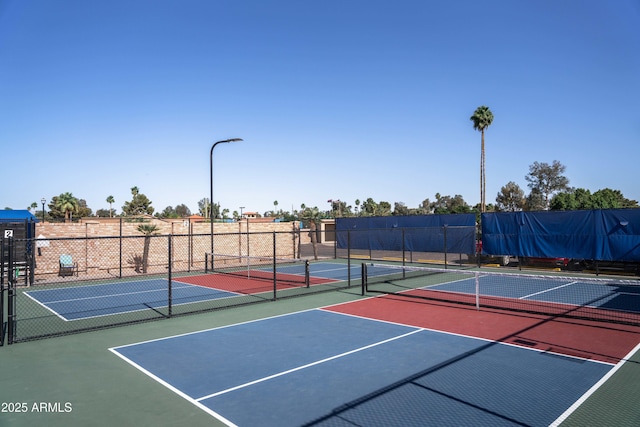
[550,188,591,210]
[524,188,546,211]
[592,188,638,209]
[136,223,160,273]
[96,208,112,217]
[122,186,154,216]
[302,207,322,260]
[30,202,38,213]
[550,187,638,210]
[76,199,92,218]
[377,201,392,216]
[525,160,570,210]
[360,198,378,217]
[416,199,431,215]
[470,105,494,213]
[106,196,115,217]
[430,193,471,214]
[54,192,79,222]
[495,181,525,212]
[158,206,177,218]
[198,198,210,218]
[211,202,221,220]
[393,202,409,216]
[175,204,191,217]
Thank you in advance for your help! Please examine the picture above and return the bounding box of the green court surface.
[2,287,640,427]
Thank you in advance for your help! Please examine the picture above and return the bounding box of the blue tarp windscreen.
[336,215,476,253]
[481,209,640,261]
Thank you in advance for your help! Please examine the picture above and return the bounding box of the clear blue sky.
[1,0,638,216]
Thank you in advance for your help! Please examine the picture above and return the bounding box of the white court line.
[28,282,195,305]
[550,342,640,427]
[194,328,423,402]
[25,280,239,321]
[520,281,578,299]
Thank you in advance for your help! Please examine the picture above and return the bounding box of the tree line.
[11,159,637,224]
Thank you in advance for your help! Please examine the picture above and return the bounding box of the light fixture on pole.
[210,138,242,257]
[41,198,46,223]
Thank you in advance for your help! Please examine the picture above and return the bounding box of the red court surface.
[325,294,640,364]
[177,272,339,294]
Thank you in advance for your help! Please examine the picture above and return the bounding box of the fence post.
[119,217,123,278]
[443,225,448,269]
[7,237,15,344]
[272,231,277,301]
[167,235,172,318]
[402,228,406,266]
[347,230,351,287]
[0,237,4,346]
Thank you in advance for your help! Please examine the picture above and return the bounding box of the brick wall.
[32,219,303,281]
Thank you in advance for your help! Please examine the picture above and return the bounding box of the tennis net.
[205,253,310,288]
[362,263,640,326]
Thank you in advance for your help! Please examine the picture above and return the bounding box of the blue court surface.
[364,264,640,313]
[426,273,640,312]
[24,279,239,321]
[110,309,618,426]
[22,262,356,321]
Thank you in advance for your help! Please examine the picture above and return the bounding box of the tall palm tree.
[470,106,494,213]
[106,195,115,217]
[55,192,79,222]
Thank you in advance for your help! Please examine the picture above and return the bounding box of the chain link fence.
[1,224,476,345]
[1,227,358,344]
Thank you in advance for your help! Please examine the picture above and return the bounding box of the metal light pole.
[41,198,46,223]
[210,138,242,256]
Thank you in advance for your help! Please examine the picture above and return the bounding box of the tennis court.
[111,266,640,426]
[22,262,351,321]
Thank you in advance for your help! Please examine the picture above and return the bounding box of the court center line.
[520,281,578,299]
[194,328,423,402]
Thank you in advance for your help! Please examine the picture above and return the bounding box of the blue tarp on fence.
[482,209,640,261]
[336,215,476,253]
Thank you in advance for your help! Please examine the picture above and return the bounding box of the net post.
[474,271,480,310]
[361,262,367,296]
[204,252,209,273]
[305,259,310,288]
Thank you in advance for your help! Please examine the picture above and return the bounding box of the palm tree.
[303,207,321,260]
[106,195,115,217]
[137,223,159,273]
[470,106,494,213]
[273,200,278,217]
[55,192,79,222]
